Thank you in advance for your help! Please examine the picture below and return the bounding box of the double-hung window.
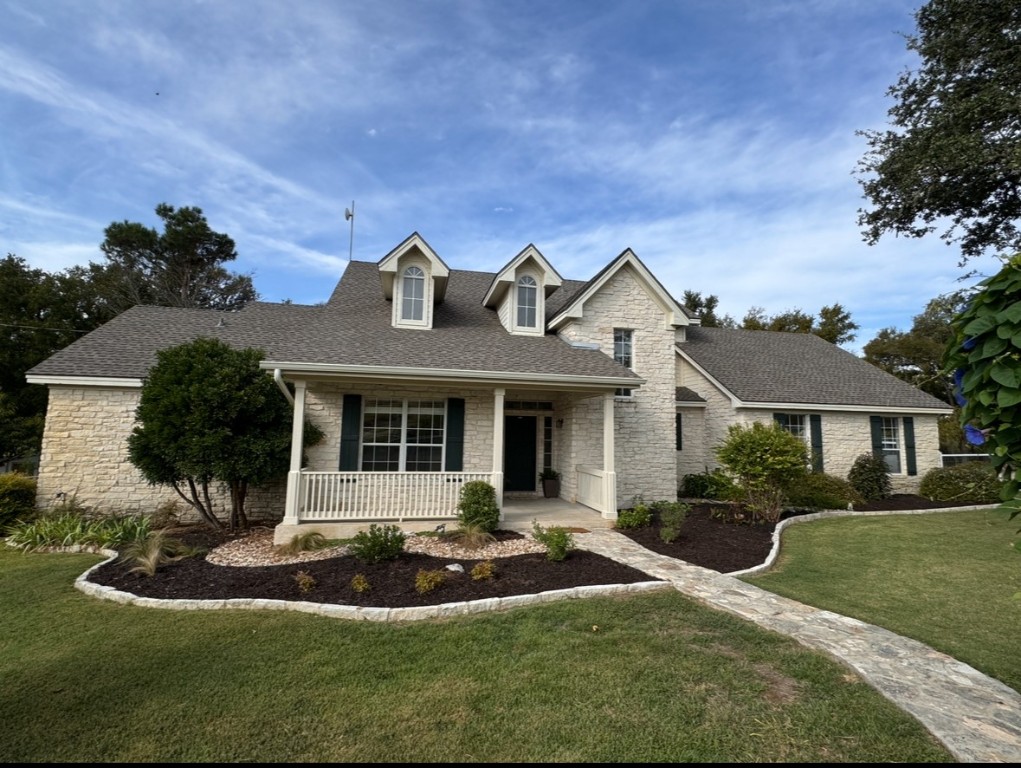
[401,266,425,322]
[881,416,901,473]
[516,275,537,328]
[614,328,633,397]
[776,413,807,443]
[361,398,445,472]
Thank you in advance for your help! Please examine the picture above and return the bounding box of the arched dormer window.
[516,275,538,329]
[401,266,425,322]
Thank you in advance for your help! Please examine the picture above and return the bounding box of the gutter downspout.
[273,369,294,406]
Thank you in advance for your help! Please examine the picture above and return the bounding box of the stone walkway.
[574,525,1021,764]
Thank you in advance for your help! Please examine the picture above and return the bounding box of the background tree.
[0,256,106,465]
[855,0,1021,263]
[681,290,735,328]
[740,303,859,345]
[97,203,257,314]
[127,338,322,531]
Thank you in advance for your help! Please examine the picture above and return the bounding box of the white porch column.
[492,387,505,512]
[602,392,617,519]
[283,380,307,526]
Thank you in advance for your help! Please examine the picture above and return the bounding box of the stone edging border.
[72,548,672,622]
[728,503,1003,578]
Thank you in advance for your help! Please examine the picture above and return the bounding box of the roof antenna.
[344,201,355,261]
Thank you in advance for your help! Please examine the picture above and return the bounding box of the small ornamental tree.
[943,253,1021,522]
[128,337,322,531]
[715,421,809,523]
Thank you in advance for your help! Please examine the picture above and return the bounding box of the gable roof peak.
[483,243,564,308]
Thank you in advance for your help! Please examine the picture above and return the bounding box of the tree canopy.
[740,304,859,346]
[855,0,1021,263]
[127,338,322,531]
[681,291,735,328]
[97,203,257,314]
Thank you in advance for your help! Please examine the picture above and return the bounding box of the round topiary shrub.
[786,473,863,510]
[679,468,738,501]
[847,453,892,501]
[919,462,1002,504]
[456,480,500,533]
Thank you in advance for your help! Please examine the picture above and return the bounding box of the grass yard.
[744,508,1021,694]
[0,546,952,763]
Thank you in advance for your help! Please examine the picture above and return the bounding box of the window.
[516,275,537,328]
[543,416,553,471]
[361,398,445,472]
[881,416,901,473]
[614,328,633,397]
[401,266,425,322]
[776,413,807,443]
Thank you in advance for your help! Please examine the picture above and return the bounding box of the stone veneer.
[557,264,679,506]
[36,385,286,521]
[674,358,941,492]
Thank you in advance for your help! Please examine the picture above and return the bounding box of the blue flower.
[965,424,987,446]
[963,337,977,350]
[953,369,967,407]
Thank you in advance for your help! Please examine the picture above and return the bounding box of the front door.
[504,415,537,492]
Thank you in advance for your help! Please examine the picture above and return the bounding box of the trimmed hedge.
[919,462,1002,504]
[0,472,37,532]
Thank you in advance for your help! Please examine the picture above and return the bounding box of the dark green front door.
[504,415,536,492]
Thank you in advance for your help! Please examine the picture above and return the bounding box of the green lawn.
[0,546,952,763]
[745,507,1021,694]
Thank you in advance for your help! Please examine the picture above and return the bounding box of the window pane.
[362,445,399,472]
[614,329,633,368]
[517,278,537,328]
[406,446,442,472]
[402,268,425,321]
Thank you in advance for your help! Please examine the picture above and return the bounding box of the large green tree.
[681,291,736,328]
[740,304,859,346]
[97,203,257,313]
[855,0,1021,263]
[0,256,107,464]
[127,338,322,531]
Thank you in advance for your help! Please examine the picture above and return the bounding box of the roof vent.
[216,318,226,328]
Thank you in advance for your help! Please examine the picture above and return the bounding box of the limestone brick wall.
[675,358,749,474]
[557,265,677,506]
[306,382,496,473]
[675,406,707,483]
[36,386,285,521]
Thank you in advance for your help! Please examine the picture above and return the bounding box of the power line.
[0,322,92,333]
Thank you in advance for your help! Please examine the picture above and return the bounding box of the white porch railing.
[299,471,493,522]
[576,466,605,512]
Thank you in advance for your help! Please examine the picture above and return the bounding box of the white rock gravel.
[205,530,546,567]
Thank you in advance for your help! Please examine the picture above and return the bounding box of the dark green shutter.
[869,415,883,457]
[809,414,823,473]
[675,413,683,451]
[903,417,917,476]
[339,394,362,471]
[444,398,465,471]
[773,413,787,428]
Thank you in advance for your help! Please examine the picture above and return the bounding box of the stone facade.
[36,385,286,521]
[558,264,679,506]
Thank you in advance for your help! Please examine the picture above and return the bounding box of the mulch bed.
[85,494,977,609]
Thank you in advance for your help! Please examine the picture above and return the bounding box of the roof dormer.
[483,244,563,336]
[378,232,450,330]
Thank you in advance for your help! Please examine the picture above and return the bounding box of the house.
[26,232,952,541]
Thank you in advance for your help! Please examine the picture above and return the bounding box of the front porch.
[272,495,612,544]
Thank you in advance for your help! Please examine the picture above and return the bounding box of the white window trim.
[512,270,543,335]
[614,327,635,399]
[392,260,431,329]
[360,398,447,472]
[881,416,902,474]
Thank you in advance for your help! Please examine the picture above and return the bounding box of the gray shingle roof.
[28,261,639,382]
[675,386,707,403]
[679,327,951,411]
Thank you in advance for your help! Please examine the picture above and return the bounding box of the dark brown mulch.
[85,494,976,609]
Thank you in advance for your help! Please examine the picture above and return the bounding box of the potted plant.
[538,468,561,498]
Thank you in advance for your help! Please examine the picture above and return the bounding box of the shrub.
[415,569,446,594]
[444,522,496,551]
[847,453,892,501]
[653,500,689,543]
[456,480,500,533]
[294,570,316,594]
[470,560,496,581]
[919,463,1002,504]
[615,498,652,530]
[786,473,863,510]
[680,468,738,501]
[715,422,809,523]
[6,508,152,552]
[120,530,199,576]
[0,472,37,532]
[276,531,329,556]
[531,521,574,561]
[350,573,370,593]
[348,524,406,563]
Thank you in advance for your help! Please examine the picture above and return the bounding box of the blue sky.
[0,0,1001,354]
